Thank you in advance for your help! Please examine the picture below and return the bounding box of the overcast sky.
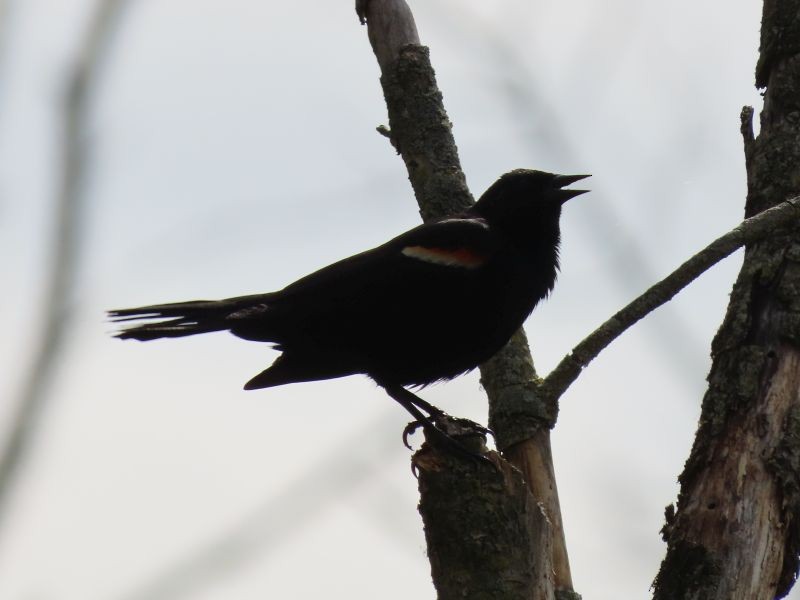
[0,1,783,599]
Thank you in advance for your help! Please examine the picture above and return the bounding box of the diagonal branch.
[539,196,800,405]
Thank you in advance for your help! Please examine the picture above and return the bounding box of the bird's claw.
[401,406,450,449]
[403,416,494,467]
[355,0,369,24]
[402,420,423,449]
[381,383,492,465]
[464,421,494,440]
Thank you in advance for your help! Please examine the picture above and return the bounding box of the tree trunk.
[652,2,800,598]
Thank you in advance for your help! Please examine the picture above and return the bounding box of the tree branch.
[539,196,800,405]
[358,0,472,220]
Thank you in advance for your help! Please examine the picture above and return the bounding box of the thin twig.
[539,198,800,404]
[0,0,131,535]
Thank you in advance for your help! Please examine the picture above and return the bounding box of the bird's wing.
[273,215,496,300]
[389,216,495,270]
[226,215,498,351]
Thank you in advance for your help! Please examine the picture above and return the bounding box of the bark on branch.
[416,444,555,600]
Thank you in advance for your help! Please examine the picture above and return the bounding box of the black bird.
[110,169,588,448]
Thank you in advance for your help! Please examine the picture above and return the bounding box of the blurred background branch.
[0,0,10,68]
[0,0,132,536]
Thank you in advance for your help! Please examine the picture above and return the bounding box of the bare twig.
[539,197,800,405]
[0,0,131,535]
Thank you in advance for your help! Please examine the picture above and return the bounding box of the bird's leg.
[382,384,495,442]
[375,383,441,448]
[380,383,490,462]
[394,388,447,421]
[389,391,445,450]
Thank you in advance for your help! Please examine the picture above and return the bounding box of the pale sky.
[0,1,778,598]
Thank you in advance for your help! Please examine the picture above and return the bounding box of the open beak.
[553,174,591,204]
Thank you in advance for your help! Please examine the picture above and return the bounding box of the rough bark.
[652,3,800,598]
[378,43,473,221]
[416,434,555,600]
[480,332,573,592]
[357,0,575,596]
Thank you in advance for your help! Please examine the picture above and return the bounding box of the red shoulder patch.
[401,245,488,268]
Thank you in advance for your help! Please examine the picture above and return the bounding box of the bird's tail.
[108,295,266,341]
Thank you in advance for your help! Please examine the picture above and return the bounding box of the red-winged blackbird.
[110,170,588,446]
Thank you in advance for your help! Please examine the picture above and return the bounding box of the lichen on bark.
[416,447,554,600]
[653,3,800,597]
[379,45,473,222]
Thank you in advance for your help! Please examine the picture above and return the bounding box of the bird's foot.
[402,420,422,450]
[404,414,493,467]
[379,382,493,466]
[401,405,451,449]
[403,413,494,449]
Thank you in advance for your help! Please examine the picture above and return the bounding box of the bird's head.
[473,170,590,231]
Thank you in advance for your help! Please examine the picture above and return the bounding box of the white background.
[0,1,784,598]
